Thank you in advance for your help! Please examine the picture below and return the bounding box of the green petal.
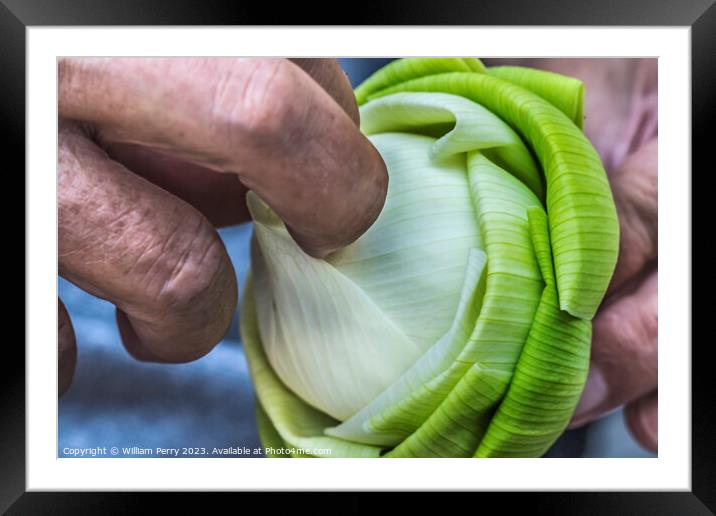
[255,398,291,457]
[249,192,423,421]
[245,59,617,459]
[328,133,483,352]
[354,57,486,105]
[527,206,556,287]
[474,290,591,457]
[385,152,545,457]
[359,91,543,199]
[326,248,487,446]
[474,207,590,457]
[367,72,618,320]
[488,66,585,129]
[241,276,383,458]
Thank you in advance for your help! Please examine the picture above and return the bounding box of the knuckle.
[244,60,298,132]
[217,59,303,146]
[125,210,232,318]
[593,293,658,387]
[150,221,230,313]
[593,309,626,354]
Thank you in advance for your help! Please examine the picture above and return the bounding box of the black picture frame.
[5,0,712,511]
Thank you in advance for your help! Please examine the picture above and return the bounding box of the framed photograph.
[8,0,710,511]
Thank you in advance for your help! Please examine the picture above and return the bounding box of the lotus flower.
[240,58,619,457]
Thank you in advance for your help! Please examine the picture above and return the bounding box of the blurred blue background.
[58,58,655,459]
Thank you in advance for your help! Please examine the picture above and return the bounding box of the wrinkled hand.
[507,59,658,451]
[58,58,388,395]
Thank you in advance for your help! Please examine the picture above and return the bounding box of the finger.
[570,269,657,428]
[607,137,658,296]
[289,58,360,125]
[625,390,658,452]
[100,59,360,229]
[58,299,77,396]
[59,121,237,363]
[59,58,388,258]
[101,142,250,228]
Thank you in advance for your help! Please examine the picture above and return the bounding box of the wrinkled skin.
[487,59,658,452]
[58,58,388,390]
[58,58,657,454]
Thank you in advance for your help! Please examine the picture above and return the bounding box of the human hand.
[505,59,658,451]
[58,58,388,396]
[571,136,657,452]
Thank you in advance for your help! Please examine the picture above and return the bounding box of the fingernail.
[569,367,608,428]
